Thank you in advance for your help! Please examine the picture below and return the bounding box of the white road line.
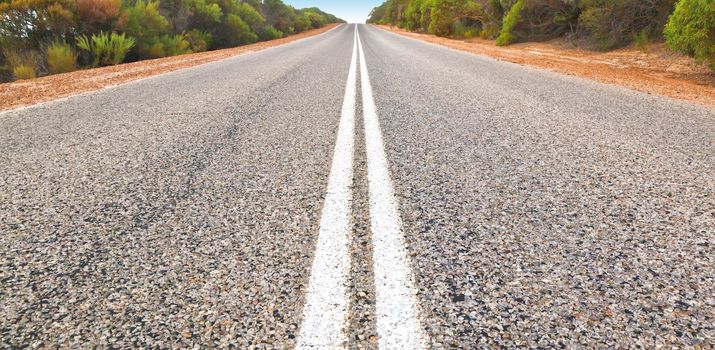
[357,28,428,349]
[296,25,358,349]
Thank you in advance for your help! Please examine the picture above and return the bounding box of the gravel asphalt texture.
[1,23,714,349]
[358,25,714,348]
[1,25,353,348]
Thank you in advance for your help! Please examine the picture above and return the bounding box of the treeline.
[367,0,714,70]
[0,0,343,81]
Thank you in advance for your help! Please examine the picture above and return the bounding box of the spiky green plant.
[76,32,136,67]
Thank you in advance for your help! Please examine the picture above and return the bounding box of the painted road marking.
[357,28,428,349]
[296,25,358,349]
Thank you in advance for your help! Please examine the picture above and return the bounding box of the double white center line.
[296,26,357,349]
[297,25,427,349]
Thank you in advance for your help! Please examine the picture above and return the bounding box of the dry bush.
[46,42,77,74]
[578,0,675,50]
[12,64,36,80]
[77,0,121,26]
[2,48,40,80]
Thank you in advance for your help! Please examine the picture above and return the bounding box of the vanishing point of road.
[1,24,714,349]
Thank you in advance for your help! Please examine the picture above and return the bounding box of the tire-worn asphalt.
[2,24,714,349]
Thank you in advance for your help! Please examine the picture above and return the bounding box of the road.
[1,23,713,349]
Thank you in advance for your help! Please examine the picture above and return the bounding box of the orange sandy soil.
[379,25,715,107]
[0,24,339,112]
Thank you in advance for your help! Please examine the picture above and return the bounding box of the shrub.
[496,0,524,46]
[13,64,36,80]
[368,2,390,24]
[141,34,192,58]
[259,26,284,41]
[161,34,193,57]
[0,43,9,82]
[77,0,121,29]
[453,20,481,39]
[185,29,212,52]
[0,0,342,82]
[237,2,266,30]
[77,32,135,66]
[0,0,77,44]
[428,0,486,37]
[262,0,299,35]
[294,14,312,33]
[403,0,424,30]
[3,49,39,80]
[420,0,436,31]
[578,0,676,50]
[634,28,649,52]
[428,8,452,36]
[122,0,170,58]
[578,2,620,49]
[144,42,163,58]
[186,0,223,29]
[368,0,678,50]
[304,10,328,29]
[514,0,580,41]
[664,0,715,70]
[218,13,259,47]
[46,42,77,74]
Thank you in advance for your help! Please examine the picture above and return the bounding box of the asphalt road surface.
[1,24,714,349]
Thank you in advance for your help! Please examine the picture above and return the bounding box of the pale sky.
[285,0,385,24]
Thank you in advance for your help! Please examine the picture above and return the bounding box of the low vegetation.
[12,64,36,80]
[76,32,135,66]
[368,0,715,71]
[0,0,343,82]
[47,41,78,73]
[664,0,715,70]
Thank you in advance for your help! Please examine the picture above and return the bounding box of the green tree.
[0,0,77,45]
[664,0,715,70]
[219,13,257,46]
[122,0,171,57]
[262,0,297,34]
[186,0,223,30]
[403,0,424,30]
[428,0,485,37]
[495,0,523,45]
[368,2,389,24]
[420,0,437,31]
[236,2,265,30]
